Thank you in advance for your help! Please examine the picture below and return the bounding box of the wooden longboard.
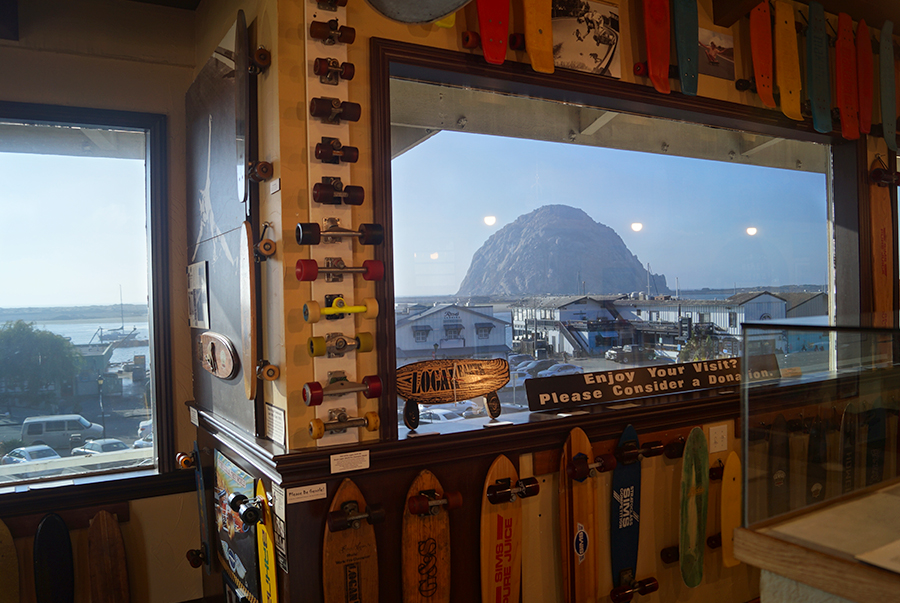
[255,481,278,603]
[0,518,18,603]
[880,21,897,152]
[88,510,129,603]
[773,1,802,120]
[857,19,874,135]
[521,0,554,74]
[323,479,379,602]
[720,451,742,568]
[559,428,599,602]
[869,158,894,328]
[835,13,860,139]
[841,402,858,494]
[610,425,641,589]
[749,1,776,108]
[767,414,790,518]
[805,1,832,133]
[403,470,451,603]
[679,427,708,588]
[480,455,523,603]
[643,0,671,94]
[240,220,258,400]
[396,359,509,404]
[672,0,698,96]
[34,513,74,603]
[806,416,827,505]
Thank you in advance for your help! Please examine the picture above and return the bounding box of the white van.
[20,415,104,451]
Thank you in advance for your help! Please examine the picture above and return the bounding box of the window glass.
[46,421,65,432]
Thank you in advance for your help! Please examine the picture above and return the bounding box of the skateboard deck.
[642,0,671,94]
[806,416,827,505]
[0,518,18,603]
[521,0,554,74]
[367,0,471,23]
[474,0,510,65]
[240,220,258,400]
[773,1,802,120]
[866,400,887,486]
[869,157,894,328]
[481,455,527,603]
[610,425,641,592]
[880,21,897,152]
[749,1,775,107]
[34,513,74,603]
[840,402,858,494]
[255,481,278,603]
[720,451,742,568]
[672,0,698,96]
[324,478,379,602]
[88,510,129,603]
[679,427,709,588]
[767,414,790,517]
[403,470,454,602]
[184,441,212,574]
[805,1,832,133]
[435,13,456,28]
[836,13,860,139]
[857,19,874,134]
[559,428,599,603]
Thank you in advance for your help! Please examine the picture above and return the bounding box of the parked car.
[432,400,485,419]
[514,359,556,379]
[418,409,465,423]
[137,419,152,439]
[605,347,623,362]
[0,445,63,478]
[71,438,132,470]
[133,432,154,449]
[507,354,534,370]
[621,345,656,363]
[20,414,104,450]
[536,363,585,378]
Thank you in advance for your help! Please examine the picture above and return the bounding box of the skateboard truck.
[175,451,196,470]
[616,439,664,464]
[313,177,364,205]
[296,219,383,246]
[314,57,355,85]
[185,545,208,569]
[327,499,385,532]
[309,408,380,439]
[303,296,379,323]
[407,488,463,515]
[295,258,384,282]
[309,19,355,45]
[610,570,659,603]
[227,492,266,526]
[316,0,347,11]
[308,331,375,358]
[310,97,361,124]
[315,137,359,164]
[248,160,273,183]
[254,222,276,261]
[302,371,383,406]
[566,451,617,482]
[486,477,540,504]
[256,361,280,381]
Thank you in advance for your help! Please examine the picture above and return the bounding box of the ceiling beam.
[0,0,18,41]
[740,136,784,157]
[579,110,618,136]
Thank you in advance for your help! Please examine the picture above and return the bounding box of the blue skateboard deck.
[880,21,898,152]
[610,425,641,588]
[805,2,832,133]
[672,0,698,96]
[34,513,74,603]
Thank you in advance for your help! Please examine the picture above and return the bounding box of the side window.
[45,421,65,432]
[66,421,82,430]
[26,423,42,435]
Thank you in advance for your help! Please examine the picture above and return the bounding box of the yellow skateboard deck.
[720,451,742,568]
[435,13,455,28]
[256,481,278,603]
[559,428,600,603]
[774,1,803,121]
[521,0,554,74]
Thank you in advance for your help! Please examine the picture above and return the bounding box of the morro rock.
[456,205,669,296]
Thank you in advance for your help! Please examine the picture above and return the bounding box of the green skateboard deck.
[880,21,897,152]
[0,518,18,603]
[805,1,832,133]
[679,427,709,588]
[672,0,698,96]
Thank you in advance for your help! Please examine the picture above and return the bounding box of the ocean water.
[32,320,151,365]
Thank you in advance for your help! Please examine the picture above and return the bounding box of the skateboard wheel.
[596,453,617,473]
[240,504,261,525]
[315,142,335,162]
[403,401,420,430]
[356,331,375,353]
[303,300,321,323]
[337,25,356,44]
[364,411,380,432]
[610,586,634,603]
[186,549,204,568]
[363,298,379,319]
[642,441,664,458]
[308,336,327,357]
[461,30,480,49]
[176,452,194,469]
[485,391,501,418]
[637,578,659,595]
[362,259,385,281]
[519,477,540,497]
[342,185,365,205]
[341,145,359,163]
[313,56,331,76]
[509,32,525,50]
[312,182,335,204]
[260,364,279,381]
[296,222,321,245]
[709,465,724,480]
[358,223,383,245]
[339,101,362,122]
[309,418,325,439]
[295,259,319,281]
[445,490,463,510]
[664,437,685,459]
[408,494,431,515]
[252,47,271,69]
[486,484,512,504]
[340,62,355,80]
[735,78,751,91]
[633,61,648,76]
[326,509,350,532]
[366,503,386,524]
[660,545,679,563]
[362,375,382,398]
[567,453,590,482]
[250,160,273,182]
[707,533,722,549]
[309,97,337,119]
[302,381,324,406]
[257,238,276,257]
[228,492,247,513]
[309,20,333,40]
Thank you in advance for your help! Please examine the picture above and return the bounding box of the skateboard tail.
[805,2,832,134]
[773,1,803,121]
[643,0,672,94]
[476,0,511,65]
[749,1,776,108]
[522,0,554,74]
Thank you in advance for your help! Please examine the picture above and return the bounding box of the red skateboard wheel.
[312,182,335,204]
[362,259,384,281]
[610,586,633,603]
[362,375,382,398]
[326,509,350,532]
[340,62,355,80]
[339,101,361,122]
[295,259,319,281]
[309,20,333,41]
[337,25,356,44]
[509,32,525,50]
[309,97,337,119]
[313,57,332,77]
[461,30,480,49]
[250,161,273,182]
[486,484,512,505]
[633,61,648,76]
[186,549,204,568]
[358,223,383,245]
[408,494,431,515]
[445,490,463,510]
[567,453,590,481]
[315,142,335,162]
[343,185,365,205]
[253,47,271,69]
[638,578,659,594]
[302,381,324,406]
[366,503,385,524]
[295,222,321,245]
[341,146,359,163]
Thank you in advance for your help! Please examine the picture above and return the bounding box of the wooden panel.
[4,502,129,540]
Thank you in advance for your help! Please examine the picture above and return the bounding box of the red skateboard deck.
[467,0,510,65]
[856,19,873,134]
[749,1,775,108]
[835,13,860,140]
[642,0,670,94]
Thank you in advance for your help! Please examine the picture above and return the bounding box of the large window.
[0,103,169,491]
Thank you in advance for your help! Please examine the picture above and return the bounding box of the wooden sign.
[396,358,509,404]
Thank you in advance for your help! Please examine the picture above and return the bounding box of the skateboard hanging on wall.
[678,427,709,588]
[879,21,897,152]
[33,513,74,603]
[805,1,832,133]
[518,0,554,74]
[365,0,472,24]
[87,510,130,603]
[869,157,895,328]
[719,451,742,568]
[735,1,776,107]
[835,13,860,139]
[672,0,698,96]
[0,518,17,603]
[773,1,802,121]
[462,0,510,65]
[324,479,382,602]
[857,19,874,135]
[640,0,671,94]
[559,428,600,602]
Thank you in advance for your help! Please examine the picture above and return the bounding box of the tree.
[0,320,82,407]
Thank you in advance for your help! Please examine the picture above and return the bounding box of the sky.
[0,152,149,308]
[391,130,828,298]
